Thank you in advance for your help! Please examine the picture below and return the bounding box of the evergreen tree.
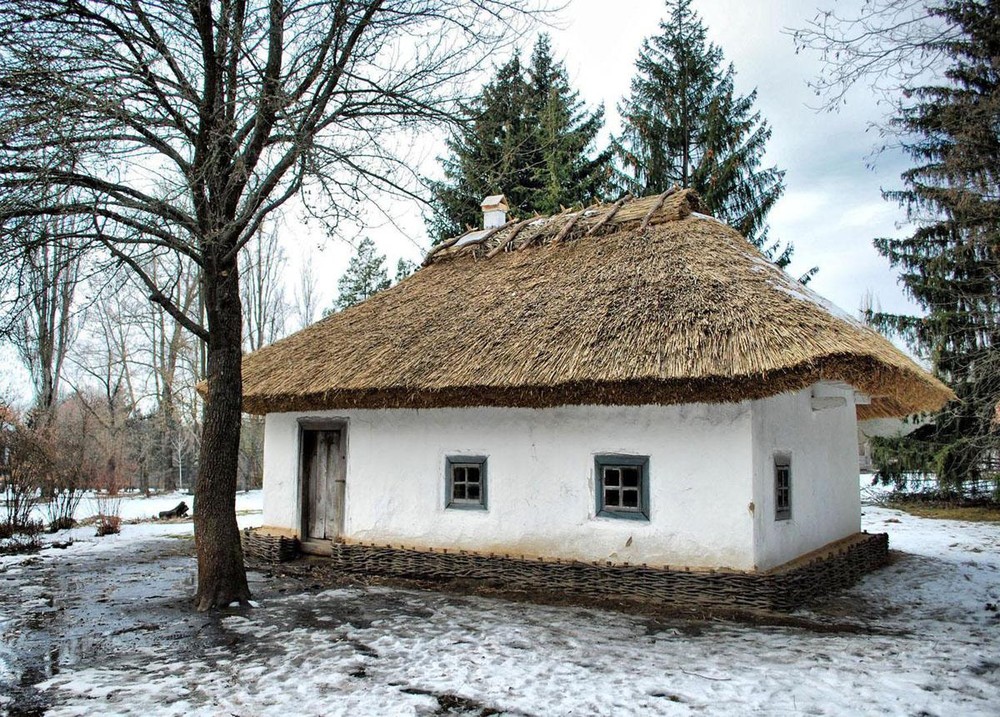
[870,0,1000,493]
[614,0,790,265]
[428,35,612,242]
[394,258,417,283]
[525,35,613,217]
[331,239,390,312]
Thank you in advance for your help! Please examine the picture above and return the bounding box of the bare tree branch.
[788,0,962,114]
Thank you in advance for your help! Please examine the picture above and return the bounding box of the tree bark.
[193,256,251,611]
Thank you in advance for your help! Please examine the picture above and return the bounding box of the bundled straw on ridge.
[238,189,953,418]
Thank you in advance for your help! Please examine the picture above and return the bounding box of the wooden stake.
[638,186,679,232]
[585,194,633,237]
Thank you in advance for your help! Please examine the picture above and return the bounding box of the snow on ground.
[26,489,264,525]
[1,491,263,568]
[2,488,998,716]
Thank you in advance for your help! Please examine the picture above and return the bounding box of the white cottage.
[240,189,951,608]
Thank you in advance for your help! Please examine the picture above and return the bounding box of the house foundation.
[243,528,888,612]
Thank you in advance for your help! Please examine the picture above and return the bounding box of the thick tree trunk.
[193,257,251,611]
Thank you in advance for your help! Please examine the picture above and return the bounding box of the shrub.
[94,471,123,537]
[0,407,49,536]
[95,511,121,537]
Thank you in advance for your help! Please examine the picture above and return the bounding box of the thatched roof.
[240,189,953,418]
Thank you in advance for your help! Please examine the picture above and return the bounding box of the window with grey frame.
[775,457,791,521]
[445,456,487,510]
[595,454,649,520]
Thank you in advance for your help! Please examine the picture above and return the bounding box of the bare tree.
[292,262,323,331]
[7,234,81,421]
[140,255,202,492]
[0,0,542,610]
[69,257,202,492]
[242,228,288,352]
[67,283,143,490]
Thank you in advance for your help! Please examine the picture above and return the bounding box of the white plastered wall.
[262,403,757,570]
[750,384,861,571]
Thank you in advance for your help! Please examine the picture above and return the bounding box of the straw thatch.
[240,189,953,418]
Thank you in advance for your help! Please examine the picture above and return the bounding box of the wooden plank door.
[302,428,346,541]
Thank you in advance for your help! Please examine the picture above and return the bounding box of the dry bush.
[95,510,121,536]
[93,453,126,538]
[0,404,47,537]
[26,423,88,532]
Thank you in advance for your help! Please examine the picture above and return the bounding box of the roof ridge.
[427,187,701,265]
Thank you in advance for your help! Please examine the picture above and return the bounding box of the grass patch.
[887,502,1000,522]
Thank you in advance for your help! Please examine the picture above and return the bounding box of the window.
[445,456,487,510]
[775,457,791,521]
[595,455,649,520]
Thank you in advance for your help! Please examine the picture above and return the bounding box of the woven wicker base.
[326,532,889,612]
[242,527,300,563]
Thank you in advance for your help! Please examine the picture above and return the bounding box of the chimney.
[481,194,508,229]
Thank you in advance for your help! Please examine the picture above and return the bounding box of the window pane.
[597,456,648,518]
[622,489,639,508]
[775,462,791,517]
[446,457,487,509]
[777,485,789,509]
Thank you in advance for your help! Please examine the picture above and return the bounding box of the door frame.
[296,417,349,541]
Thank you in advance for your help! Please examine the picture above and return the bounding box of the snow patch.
[691,211,729,226]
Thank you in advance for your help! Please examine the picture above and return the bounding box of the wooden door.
[301,428,345,541]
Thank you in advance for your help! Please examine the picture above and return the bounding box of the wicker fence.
[242,528,299,563]
[243,527,889,611]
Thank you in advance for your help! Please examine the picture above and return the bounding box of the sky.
[1,0,925,403]
[289,0,920,323]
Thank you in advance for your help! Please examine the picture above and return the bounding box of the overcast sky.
[292,0,919,323]
[2,1,924,401]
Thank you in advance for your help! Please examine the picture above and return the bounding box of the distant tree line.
[0,224,345,552]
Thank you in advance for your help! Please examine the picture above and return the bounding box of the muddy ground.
[0,538,269,716]
[1,538,546,717]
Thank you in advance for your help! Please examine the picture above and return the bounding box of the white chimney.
[481,194,508,228]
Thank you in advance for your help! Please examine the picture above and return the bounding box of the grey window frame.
[445,455,488,511]
[774,456,792,521]
[595,454,650,521]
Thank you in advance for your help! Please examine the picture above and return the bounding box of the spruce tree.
[330,238,391,312]
[526,35,613,217]
[428,35,612,242]
[870,0,1000,494]
[614,0,790,265]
